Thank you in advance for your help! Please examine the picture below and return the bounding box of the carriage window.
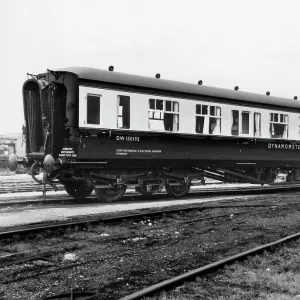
[231,110,239,135]
[149,98,155,110]
[270,113,289,138]
[241,111,250,134]
[195,104,221,134]
[254,113,261,137]
[156,100,164,110]
[87,94,100,125]
[117,96,130,129]
[148,99,179,132]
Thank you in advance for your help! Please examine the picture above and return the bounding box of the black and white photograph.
[1,1,300,299]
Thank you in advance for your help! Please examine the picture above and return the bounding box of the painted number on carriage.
[116,136,140,142]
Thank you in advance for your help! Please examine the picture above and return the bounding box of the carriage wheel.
[95,185,127,203]
[165,180,190,198]
[64,184,93,200]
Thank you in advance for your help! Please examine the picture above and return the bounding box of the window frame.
[117,95,130,129]
[148,98,179,132]
[86,93,101,126]
[195,104,221,135]
[253,112,261,138]
[231,110,239,136]
[269,112,289,139]
[240,111,251,136]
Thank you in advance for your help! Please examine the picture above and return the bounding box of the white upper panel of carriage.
[79,86,300,141]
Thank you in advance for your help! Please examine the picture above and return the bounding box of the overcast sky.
[1,0,300,135]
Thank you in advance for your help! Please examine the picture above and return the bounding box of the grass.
[147,240,300,300]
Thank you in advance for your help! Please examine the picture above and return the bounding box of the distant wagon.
[0,139,16,156]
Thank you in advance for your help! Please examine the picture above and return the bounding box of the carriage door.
[41,83,67,156]
[23,80,44,155]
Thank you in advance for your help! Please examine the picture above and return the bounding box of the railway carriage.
[9,67,300,201]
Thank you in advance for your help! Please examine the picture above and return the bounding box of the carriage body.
[16,67,300,200]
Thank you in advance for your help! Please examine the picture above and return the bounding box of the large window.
[241,111,250,134]
[231,110,260,136]
[231,110,239,136]
[87,94,100,125]
[195,104,221,135]
[117,95,130,129]
[269,113,289,138]
[148,99,179,132]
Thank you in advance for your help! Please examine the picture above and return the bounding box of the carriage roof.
[53,67,300,110]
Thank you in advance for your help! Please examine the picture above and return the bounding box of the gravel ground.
[1,193,300,300]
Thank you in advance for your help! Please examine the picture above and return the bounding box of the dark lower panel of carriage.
[76,132,300,168]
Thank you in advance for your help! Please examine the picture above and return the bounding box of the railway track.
[0,176,217,195]
[0,179,221,195]
[0,200,263,238]
[0,180,64,194]
[1,181,300,208]
[1,196,299,264]
[2,184,300,237]
[0,174,298,197]
[1,195,300,299]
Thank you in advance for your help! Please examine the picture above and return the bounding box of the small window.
[156,100,164,110]
[117,96,130,129]
[254,113,261,137]
[166,101,172,111]
[269,113,289,138]
[149,99,155,110]
[148,99,179,132]
[196,104,221,135]
[202,105,208,115]
[87,94,100,125]
[231,110,239,136]
[241,112,250,134]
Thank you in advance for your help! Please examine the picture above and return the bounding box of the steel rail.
[1,180,300,196]
[1,182,300,208]
[119,232,300,300]
[0,197,294,240]
[0,195,300,240]
[0,205,216,239]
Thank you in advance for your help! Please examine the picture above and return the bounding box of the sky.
[1,0,300,135]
